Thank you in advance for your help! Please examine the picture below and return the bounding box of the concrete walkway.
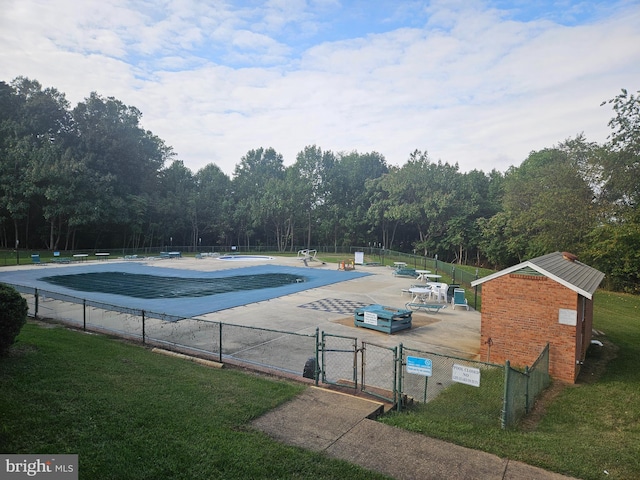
[252,387,579,480]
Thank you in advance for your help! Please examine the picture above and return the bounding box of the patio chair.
[436,283,448,302]
[446,284,461,303]
[427,282,447,302]
[451,288,469,310]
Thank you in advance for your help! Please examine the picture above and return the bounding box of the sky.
[1,0,640,176]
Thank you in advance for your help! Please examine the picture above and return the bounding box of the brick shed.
[471,251,605,383]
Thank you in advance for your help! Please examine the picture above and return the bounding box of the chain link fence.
[502,344,551,428]
[399,345,505,425]
[9,282,548,428]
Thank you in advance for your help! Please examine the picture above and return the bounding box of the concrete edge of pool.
[216,255,275,261]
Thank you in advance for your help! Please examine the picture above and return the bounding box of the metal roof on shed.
[471,251,605,299]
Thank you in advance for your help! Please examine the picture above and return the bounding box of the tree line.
[1,77,638,292]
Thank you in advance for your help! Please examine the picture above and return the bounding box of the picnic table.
[354,304,412,334]
[415,269,431,281]
[409,286,432,303]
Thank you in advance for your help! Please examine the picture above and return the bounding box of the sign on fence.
[406,356,432,376]
[452,364,481,387]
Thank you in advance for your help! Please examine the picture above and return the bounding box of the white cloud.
[1,0,639,176]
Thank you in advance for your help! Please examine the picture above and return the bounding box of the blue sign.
[406,356,432,376]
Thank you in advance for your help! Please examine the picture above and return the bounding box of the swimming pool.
[2,263,369,318]
[41,271,304,299]
[217,255,274,261]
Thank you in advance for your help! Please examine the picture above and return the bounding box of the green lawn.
[381,290,640,480]
[0,324,390,480]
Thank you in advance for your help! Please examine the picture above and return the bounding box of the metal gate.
[321,332,358,389]
[320,333,399,404]
[361,341,399,404]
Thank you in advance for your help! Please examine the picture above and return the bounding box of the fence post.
[524,365,531,413]
[83,299,86,331]
[501,360,510,429]
[219,322,223,363]
[474,269,479,310]
[141,310,145,345]
[34,288,39,319]
[396,344,404,411]
[314,327,320,386]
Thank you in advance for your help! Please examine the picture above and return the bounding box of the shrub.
[0,283,28,355]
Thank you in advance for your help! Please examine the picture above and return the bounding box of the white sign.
[558,308,577,326]
[406,356,432,376]
[452,364,481,387]
[363,311,378,325]
[355,251,364,265]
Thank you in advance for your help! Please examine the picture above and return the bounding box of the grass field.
[0,323,390,480]
[381,290,640,480]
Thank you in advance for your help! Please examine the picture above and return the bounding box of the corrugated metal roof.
[471,251,605,299]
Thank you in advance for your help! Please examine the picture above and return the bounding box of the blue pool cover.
[1,263,370,318]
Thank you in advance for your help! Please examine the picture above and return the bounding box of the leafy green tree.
[0,134,31,249]
[257,174,298,251]
[290,145,335,249]
[0,78,74,249]
[376,153,426,251]
[477,212,518,268]
[600,88,640,216]
[324,151,388,248]
[231,148,285,246]
[156,160,196,248]
[445,169,499,264]
[71,92,170,247]
[365,170,401,251]
[378,150,463,257]
[583,90,640,292]
[194,164,232,247]
[29,146,81,250]
[584,220,640,293]
[499,148,596,260]
[0,82,18,247]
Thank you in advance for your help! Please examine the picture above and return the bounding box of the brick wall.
[479,274,581,383]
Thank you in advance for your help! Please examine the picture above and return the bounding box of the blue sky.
[1,0,639,175]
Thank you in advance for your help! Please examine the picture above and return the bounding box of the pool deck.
[2,255,481,359]
[137,255,480,358]
[215,256,479,359]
